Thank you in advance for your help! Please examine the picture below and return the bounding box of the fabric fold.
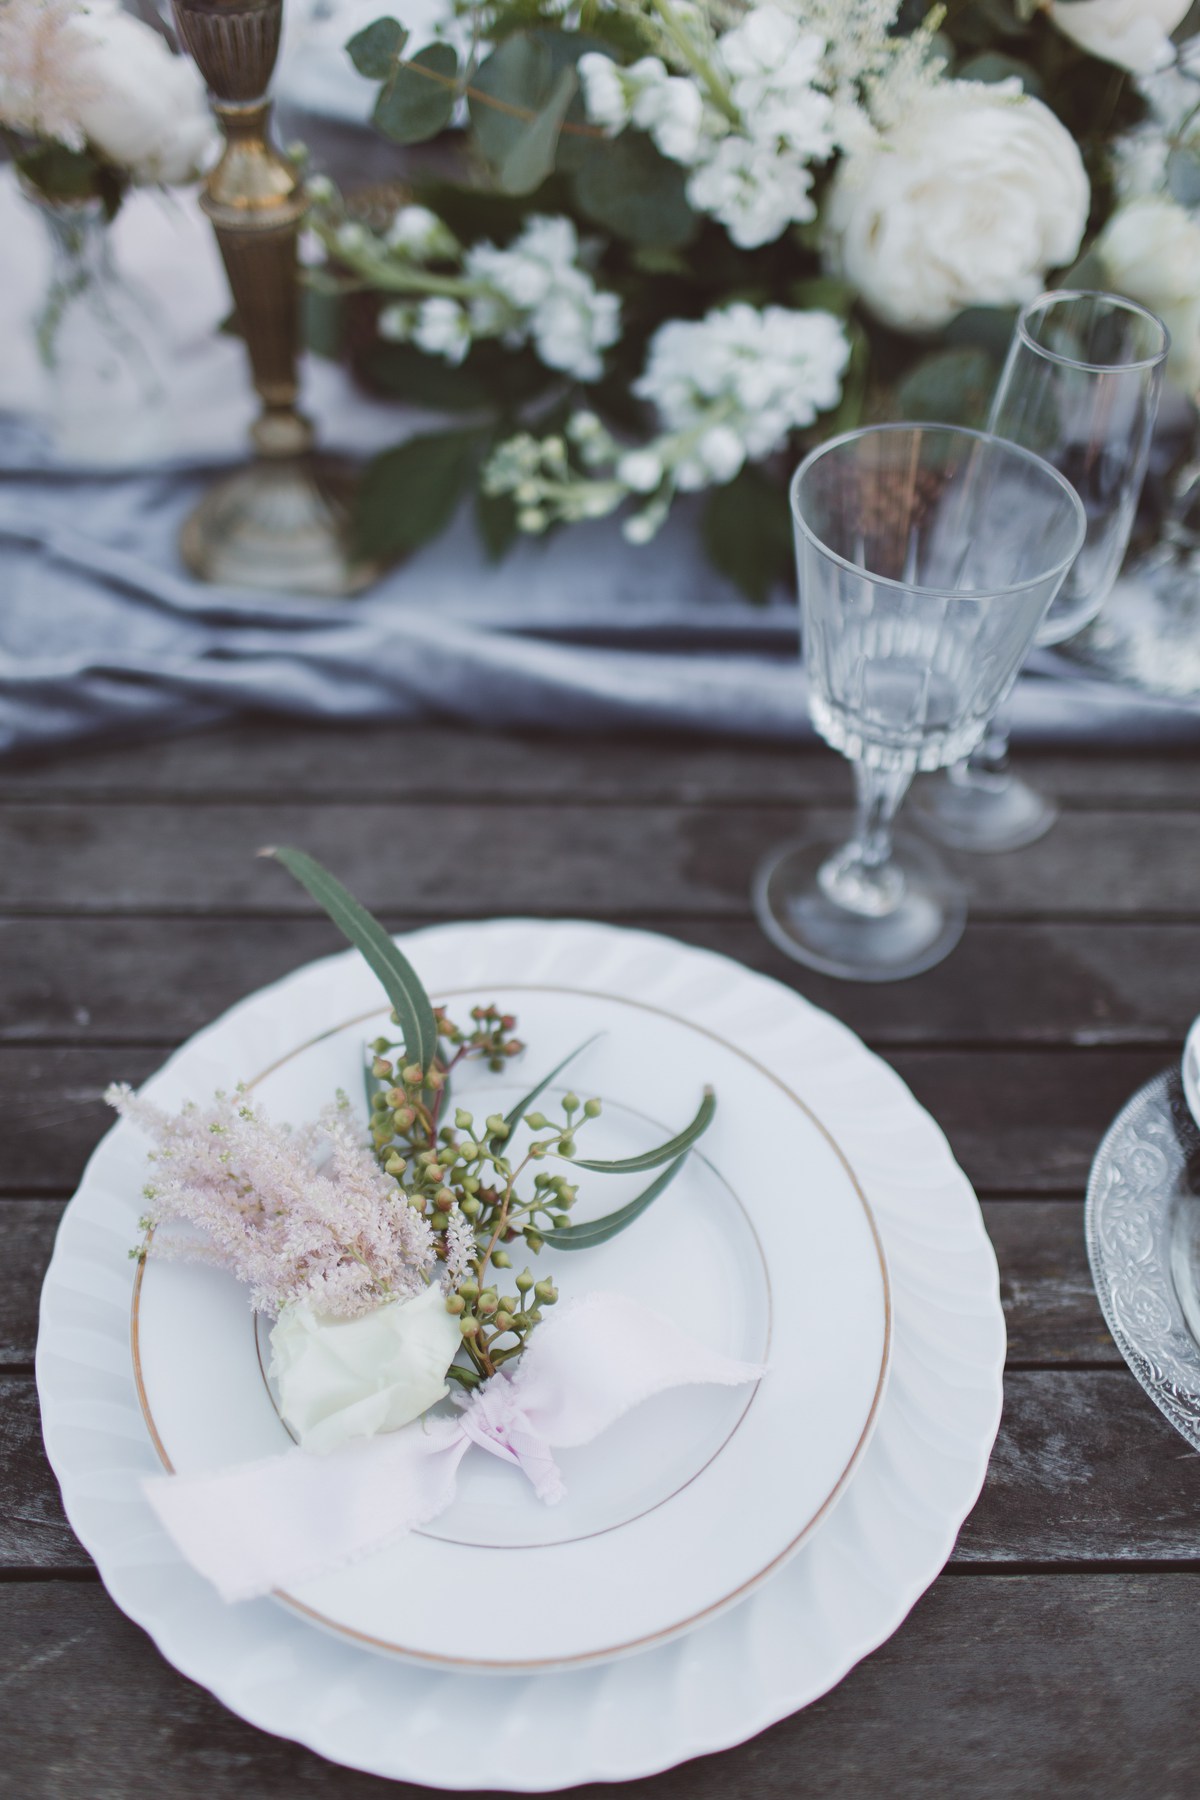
[145,1292,765,1602]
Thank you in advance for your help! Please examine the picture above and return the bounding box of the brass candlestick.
[172,0,375,595]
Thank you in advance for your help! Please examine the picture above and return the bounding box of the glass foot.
[753,829,967,983]
[910,767,1058,853]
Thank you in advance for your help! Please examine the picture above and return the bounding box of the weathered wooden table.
[4,721,1200,1797]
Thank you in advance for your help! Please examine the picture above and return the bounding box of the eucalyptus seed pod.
[492,1249,512,1268]
[445,1294,466,1316]
[534,1278,558,1304]
[583,1098,602,1118]
[493,1311,513,1332]
[515,1268,534,1292]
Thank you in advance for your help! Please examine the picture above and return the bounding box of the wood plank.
[3,802,1200,917]
[0,1196,1113,1371]
[3,720,1197,806]
[3,917,1197,1050]
[1,1574,1199,1798]
[0,1201,63,1367]
[985,1200,1115,1365]
[1,1046,1168,1196]
[10,1368,1197,1572]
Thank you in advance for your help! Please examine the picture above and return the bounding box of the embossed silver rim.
[1085,1068,1200,1451]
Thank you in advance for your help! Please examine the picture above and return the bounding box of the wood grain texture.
[1,1044,1167,1196]
[11,1369,1195,1573]
[3,916,1197,1049]
[2,1575,1200,1799]
[2,802,1199,917]
[0,1197,1113,1371]
[4,721,1199,805]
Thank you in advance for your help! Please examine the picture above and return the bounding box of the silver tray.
[1086,1067,1200,1451]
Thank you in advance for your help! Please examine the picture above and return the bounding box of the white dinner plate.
[39,921,1004,1786]
[133,982,890,1670]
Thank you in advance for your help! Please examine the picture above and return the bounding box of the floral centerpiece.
[304,0,1200,599]
[110,850,756,1601]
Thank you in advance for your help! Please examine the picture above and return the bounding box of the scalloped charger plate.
[39,922,1004,1786]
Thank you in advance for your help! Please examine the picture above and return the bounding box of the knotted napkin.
[146,1293,764,1601]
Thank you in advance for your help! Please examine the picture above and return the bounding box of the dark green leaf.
[504,67,578,195]
[568,129,697,248]
[476,482,520,561]
[263,847,440,1073]
[503,1036,601,1136]
[955,52,1044,97]
[784,276,857,316]
[538,1152,688,1249]
[823,318,870,439]
[346,16,409,78]
[702,469,792,606]
[375,43,458,144]
[894,348,997,428]
[17,143,120,216]
[469,34,576,194]
[359,341,496,410]
[302,283,344,361]
[570,1086,715,1174]
[354,428,482,560]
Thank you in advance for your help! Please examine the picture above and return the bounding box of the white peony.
[1047,0,1190,76]
[1096,198,1200,395]
[823,80,1089,333]
[270,1284,462,1456]
[0,0,214,185]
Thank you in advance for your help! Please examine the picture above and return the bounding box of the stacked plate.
[38,921,1004,1787]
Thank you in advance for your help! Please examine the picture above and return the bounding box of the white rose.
[269,1285,462,1455]
[70,4,215,185]
[823,80,1089,333]
[1096,198,1200,395]
[1048,0,1190,76]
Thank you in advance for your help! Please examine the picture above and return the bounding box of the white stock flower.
[617,449,664,492]
[1047,0,1190,76]
[579,52,706,167]
[467,216,620,380]
[270,1285,461,1455]
[717,6,833,158]
[413,297,471,364]
[386,204,456,258]
[1096,198,1200,394]
[0,0,214,183]
[636,303,850,489]
[688,137,817,249]
[823,80,1089,332]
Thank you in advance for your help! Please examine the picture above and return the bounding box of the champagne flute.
[754,424,1085,982]
[913,291,1168,853]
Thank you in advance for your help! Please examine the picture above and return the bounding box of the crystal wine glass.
[754,423,1085,982]
[912,291,1168,853]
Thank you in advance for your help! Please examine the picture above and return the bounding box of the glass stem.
[819,762,912,918]
[950,712,1012,791]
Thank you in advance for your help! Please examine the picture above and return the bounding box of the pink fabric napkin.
[146,1292,764,1601]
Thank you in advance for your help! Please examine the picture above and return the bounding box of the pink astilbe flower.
[107,1084,436,1319]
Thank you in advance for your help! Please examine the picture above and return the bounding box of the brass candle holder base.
[180,456,378,597]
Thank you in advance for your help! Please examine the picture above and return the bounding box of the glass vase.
[26,189,168,466]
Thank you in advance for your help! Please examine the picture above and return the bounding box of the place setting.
[9,0,1200,1791]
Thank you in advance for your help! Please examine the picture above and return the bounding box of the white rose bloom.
[1096,198,1200,394]
[1048,0,1190,76]
[269,1285,462,1456]
[824,80,1089,333]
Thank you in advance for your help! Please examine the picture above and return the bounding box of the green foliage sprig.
[266,848,716,1384]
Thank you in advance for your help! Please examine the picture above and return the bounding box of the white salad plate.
[38,921,1004,1788]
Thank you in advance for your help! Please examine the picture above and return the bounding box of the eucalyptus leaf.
[1168,144,1200,210]
[470,33,575,193]
[570,1086,715,1173]
[956,51,1044,97]
[538,1152,687,1250]
[346,16,409,79]
[354,428,483,560]
[263,847,440,1073]
[374,42,458,144]
[894,348,997,428]
[502,1036,601,1136]
[569,129,697,248]
[702,469,791,606]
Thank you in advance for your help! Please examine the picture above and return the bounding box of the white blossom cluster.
[580,5,838,249]
[485,301,850,541]
[1112,36,1200,202]
[360,212,620,382]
